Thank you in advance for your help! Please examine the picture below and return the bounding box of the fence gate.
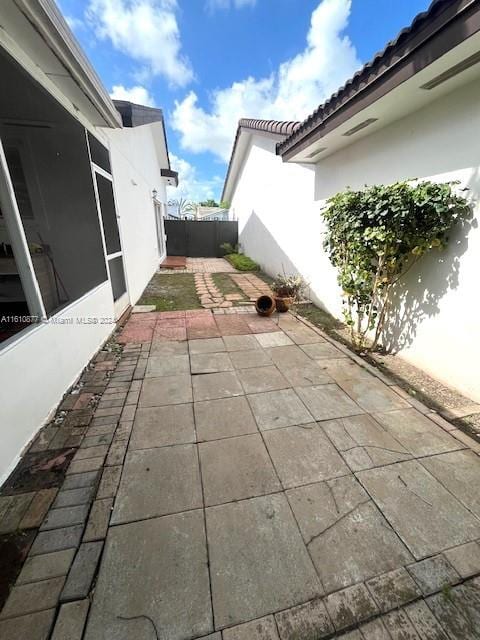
[164,220,238,258]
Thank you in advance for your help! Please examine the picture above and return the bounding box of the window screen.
[96,174,121,255]
[88,132,111,173]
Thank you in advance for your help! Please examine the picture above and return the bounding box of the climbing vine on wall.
[322,180,471,351]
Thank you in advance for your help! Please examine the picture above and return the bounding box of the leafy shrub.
[322,180,470,350]
[220,242,238,255]
[224,253,260,271]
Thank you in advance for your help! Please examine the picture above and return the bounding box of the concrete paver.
[300,342,347,360]
[264,424,350,488]
[322,414,412,471]
[223,615,280,640]
[145,354,190,377]
[372,409,462,457]
[275,599,333,640]
[287,476,413,592]
[16,549,75,585]
[223,334,261,351]
[238,365,290,394]
[206,494,322,629]
[84,511,212,640]
[444,541,480,578]
[337,378,410,413]
[282,361,333,387]
[4,308,480,640]
[296,384,363,421]
[199,434,281,506]
[266,345,312,368]
[420,449,480,517]
[194,396,257,441]
[0,609,56,640]
[112,445,202,524]
[138,374,193,406]
[357,460,480,559]
[193,370,244,401]
[230,348,273,369]
[190,352,234,373]
[407,554,460,596]
[247,388,313,430]
[189,337,226,354]
[255,331,294,348]
[130,404,195,449]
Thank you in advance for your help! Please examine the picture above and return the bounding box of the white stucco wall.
[232,80,480,402]
[0,282,114,483]
[104,123,168,305]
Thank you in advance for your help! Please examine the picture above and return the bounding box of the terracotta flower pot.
[255,294,275,316]
[274,296,292,312]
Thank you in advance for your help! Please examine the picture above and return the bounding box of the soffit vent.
[343,118,378,137]
[307,147,327,159]
[420,51,480,90]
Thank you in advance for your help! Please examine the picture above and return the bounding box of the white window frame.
[0,138,46,321]
[88,145,130,319]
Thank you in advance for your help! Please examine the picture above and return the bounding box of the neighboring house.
[194,206,230,221]
[223,0,480,403]
[165,205,230,221]
[0,0,177,482]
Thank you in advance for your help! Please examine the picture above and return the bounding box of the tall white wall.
[232,80,480,402]
[0,283,114,483]
[105,123,167,305]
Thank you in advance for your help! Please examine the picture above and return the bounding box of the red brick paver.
[118,310,281,344]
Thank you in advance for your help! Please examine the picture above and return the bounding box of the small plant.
[271,274,306,300]
[224,253,259,271]
[322,179,471,351]
[220,242,239,255]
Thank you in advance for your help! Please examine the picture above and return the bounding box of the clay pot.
[255,294,275,316]
[274,296,292,313]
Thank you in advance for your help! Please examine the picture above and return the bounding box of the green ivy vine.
[322,180,471,351]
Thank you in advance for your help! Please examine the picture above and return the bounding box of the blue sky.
[57,0,429,202]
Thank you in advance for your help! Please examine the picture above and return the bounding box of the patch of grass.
[296,303,345,334]
[138,273,201,311]
[212,273,245,299]
[224,253,260,271]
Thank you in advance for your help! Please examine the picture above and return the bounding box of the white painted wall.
[104,122,168,305]
[0,282,113,483]
[232,80,480,402]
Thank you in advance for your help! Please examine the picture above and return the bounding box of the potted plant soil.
[271,274,306,312]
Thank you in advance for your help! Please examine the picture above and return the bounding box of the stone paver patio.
[2,309,480,639]
[160,257,238,273]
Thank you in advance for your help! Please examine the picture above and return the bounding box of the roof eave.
[279,0,479,160]
[15,0,122,129]
[161,168,179,187]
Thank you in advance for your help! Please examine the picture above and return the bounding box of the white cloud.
[172,0,361,161]
[65,15,84,30]
[110,84,156,106]
[168,153,223,202]
[86,0,193,87]
[207,0,256,10]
